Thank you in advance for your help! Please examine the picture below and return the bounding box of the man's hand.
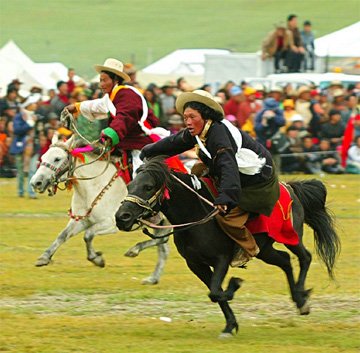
[64,105,77,114]
[215,204,228,214]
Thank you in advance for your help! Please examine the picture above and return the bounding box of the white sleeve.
[78,94,116,121]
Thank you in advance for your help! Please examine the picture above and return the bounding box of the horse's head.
[30,134,74,194]
[115,157,171,231]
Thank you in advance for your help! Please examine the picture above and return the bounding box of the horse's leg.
[285,240,312,315]
[255,233,304,310]
[141,241,170,285]
[185,259,238,337]
[83,218,118,268]
[125,214,170,285]
[208,255,242,303]
[36,219,87,266]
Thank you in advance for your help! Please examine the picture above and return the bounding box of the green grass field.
[0,174,359,352]
[1,0,360,79]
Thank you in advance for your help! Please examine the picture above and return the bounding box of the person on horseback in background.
[63,58,166,178]
[140,90,280,266]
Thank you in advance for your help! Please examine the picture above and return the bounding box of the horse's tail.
[287,179,341,280]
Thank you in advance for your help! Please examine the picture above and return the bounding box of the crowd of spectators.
[1,63,360,198]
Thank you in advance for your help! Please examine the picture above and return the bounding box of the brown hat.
[297,85,311,96]
[161,80,176,89]
[93,58,130,82]
[176,90,224,116]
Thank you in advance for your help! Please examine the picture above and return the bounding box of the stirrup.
[230,246,251,268]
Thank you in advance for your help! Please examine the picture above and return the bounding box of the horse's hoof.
[141,277,158,285]
[218,332,234,339]
[92,256,105,268]
[35,256,50,267]
[124,247,139,258]
[299,302,310,315]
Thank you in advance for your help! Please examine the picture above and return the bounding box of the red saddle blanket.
[201,178,299,246]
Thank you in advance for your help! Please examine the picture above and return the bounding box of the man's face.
[276,28,285,37]
[347,96,357,108]
[320,140,330,150]
[68,69,75,80]
[288,17,297,29]
[100,72,114,95]
[331,113,341,123]
[183,107,205,136]
[304,24,311,33]
[303,138,313,149]
[58,83,68,95]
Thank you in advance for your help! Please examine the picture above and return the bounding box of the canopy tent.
[142,49,231,76]
[314,22,360,57]
[0,40,66,96]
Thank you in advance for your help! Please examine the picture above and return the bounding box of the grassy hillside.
[1,0,360,79]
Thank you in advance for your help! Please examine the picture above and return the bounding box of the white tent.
[142,49,231,76]
[314,22,360,57]
[0,40,57,95]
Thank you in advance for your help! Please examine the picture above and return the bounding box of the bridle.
[40,143,72,196]
[122,173,219,239]
[40,140,111,196]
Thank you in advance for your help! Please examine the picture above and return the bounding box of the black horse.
[115,157,340,337]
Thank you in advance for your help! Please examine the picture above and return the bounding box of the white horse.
[30,134,170,285]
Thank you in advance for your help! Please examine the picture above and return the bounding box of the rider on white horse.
[64,58,168,178]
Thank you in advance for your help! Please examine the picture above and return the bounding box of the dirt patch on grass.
[1,293,358,324]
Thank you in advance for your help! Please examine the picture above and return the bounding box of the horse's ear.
[65,134,75,148]
[51,132,59,145]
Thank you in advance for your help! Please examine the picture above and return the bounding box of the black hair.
[304,20,311,26]
[6,85,18,95]
[287,14,297,22]
[183,101,223,122]
[329,109,341,117]
[102,70,124,85]
[56,81,67,89]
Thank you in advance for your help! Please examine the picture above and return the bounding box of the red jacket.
[109,87,159,150]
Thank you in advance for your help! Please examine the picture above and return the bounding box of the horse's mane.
[137,156,175,189]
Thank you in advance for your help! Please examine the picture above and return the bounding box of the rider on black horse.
[140,90,280,266]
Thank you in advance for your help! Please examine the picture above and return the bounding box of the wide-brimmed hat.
[244,87,256,96]
[175,90,224,116]
[333,89,345,98]
[93,58,130,82]
[161,80,176,89]
[330,80,343,87]
[297,85,311,96]
[270,86,283,94]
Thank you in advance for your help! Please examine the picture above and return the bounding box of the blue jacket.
[254,108,285,146]
[10,112,32,155]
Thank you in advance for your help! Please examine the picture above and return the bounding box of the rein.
[124,172,220,239]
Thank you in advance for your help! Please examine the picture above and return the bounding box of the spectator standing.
[254,98,285,169]
[318,138,344,174]
[320,109,345,149]
[49,81,69,118]
[280,126,303,174]
[300,21,315,71]
[330,89,348,123]
[123,63,137,86]
[159,81,177,126]
[223,86,243,116]
[67,68,76,95]
[10,96,42,198]
[261,21,293,73]
[295,86,312,127]
[269,86,284,104]
[1,85,19,122]
[342,95,359,125]
[281,99,297,132]
[144,86,164,126]
[301,136,321,174]
[236,87,261,128]
[345,135,360,174]
[287,14,306,72]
